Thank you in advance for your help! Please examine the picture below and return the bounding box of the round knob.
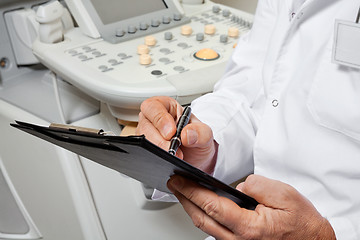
[212,5,220,13]
[196,33,204,41]
[204,24,216,35]
[228,27,239,37]
[151,19,160,27]
[164,32,173,40]
[128,25,137,34]
[194,48,220,61]
[140,54,152,65]
[139,22,149,30]
[181,25,193,36]
[137,44,149,54]
[220,34,228,43]
[116,29,125,37]
[145,35,157,46]
[222,9,231,17]
[162,16,171,24]
[173,13,182,21]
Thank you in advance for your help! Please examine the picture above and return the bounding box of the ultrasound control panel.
[32,1,253,121]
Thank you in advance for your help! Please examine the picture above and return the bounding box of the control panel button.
[144,36,157,46]
[222,9,231,17]
[117,53,127,58]
[159,57,170,63]
[116,29,125,37]
[164,32,173,40]
[78,55,88,60]
[160,48,171,54]
[137,44,149,55]
[151,19,160,27]
[228,27,239,38]
[69,50,78,56]
[173,13,182,21]
[173,66,185,72]
[194,48,220,61]
[204,24,216,35]
[162,16,171,24]
[212,5,221,13]
[139,54,152,65]
[196,33,204,41]
[151,70,163,75]
[139,22,149,30]
[128,25,137,34]
[177,42,189,48]
[220,34,228,43]
[181,25,193,36]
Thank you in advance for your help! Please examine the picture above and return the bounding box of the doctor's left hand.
[167,174,336,240]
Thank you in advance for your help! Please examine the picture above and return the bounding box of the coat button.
[272,99,279,107]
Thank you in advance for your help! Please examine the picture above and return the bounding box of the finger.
[241,175,302,209]
[181,121,214,148]
[140,97,182,139]
[137,112,185,158]
[168,175,257,233]
[170,186,234,240]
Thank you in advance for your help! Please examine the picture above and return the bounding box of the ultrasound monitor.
[65,0,189,43]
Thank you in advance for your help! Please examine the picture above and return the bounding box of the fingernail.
[187,129,198,145]
[169,176,183,189]
[236,182,245,192]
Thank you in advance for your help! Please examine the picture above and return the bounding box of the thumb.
[240,175,300,209]
[181,120,214,149]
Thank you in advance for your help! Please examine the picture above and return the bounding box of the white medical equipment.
[33,0,253,121]
[0,0,254,239]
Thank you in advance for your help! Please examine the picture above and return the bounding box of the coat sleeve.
[191,0,278,184]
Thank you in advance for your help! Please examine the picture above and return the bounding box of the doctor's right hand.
[136,96,217,174]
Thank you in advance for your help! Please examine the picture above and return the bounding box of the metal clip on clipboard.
[49,123,115,136]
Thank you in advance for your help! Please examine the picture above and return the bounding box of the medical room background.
[0,0,258,239]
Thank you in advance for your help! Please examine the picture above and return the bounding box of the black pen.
[168,106,192,155]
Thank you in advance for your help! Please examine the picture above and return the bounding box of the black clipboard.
[10,121,258,210]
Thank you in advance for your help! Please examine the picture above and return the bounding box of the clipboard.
[10,121,258,210]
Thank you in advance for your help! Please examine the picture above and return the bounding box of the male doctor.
[136,0,360,239]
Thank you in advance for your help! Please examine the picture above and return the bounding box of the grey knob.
[220,34,228,43]
[115,29,125,37]
[151,19,160,27]
[140,22,149,30]
[173,13,182,21]
[231,15,238,22]
[222,9,231,17]
[128,25,137,34]
[162,16,171,24]
[196,33,204,41]
[212,5,220,13]
[164,32,173,40]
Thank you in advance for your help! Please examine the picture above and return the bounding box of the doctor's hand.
[136,96,217,173]
[167,174,336,240]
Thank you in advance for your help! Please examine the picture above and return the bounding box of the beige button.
[181,25,193,36]
[144,36,157,46]
[139,54,152,65]
[194,48,219,61]
[137,44,149,55]
[228,27,239,38]
[204,24,216,35]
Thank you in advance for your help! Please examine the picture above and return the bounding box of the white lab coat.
[191,0,360,239]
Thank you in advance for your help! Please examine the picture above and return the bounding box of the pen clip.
[49,123,104,135]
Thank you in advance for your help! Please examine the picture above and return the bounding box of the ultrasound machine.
[0,0,254,239]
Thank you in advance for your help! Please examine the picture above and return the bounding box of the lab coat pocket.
[307,47,360,142]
